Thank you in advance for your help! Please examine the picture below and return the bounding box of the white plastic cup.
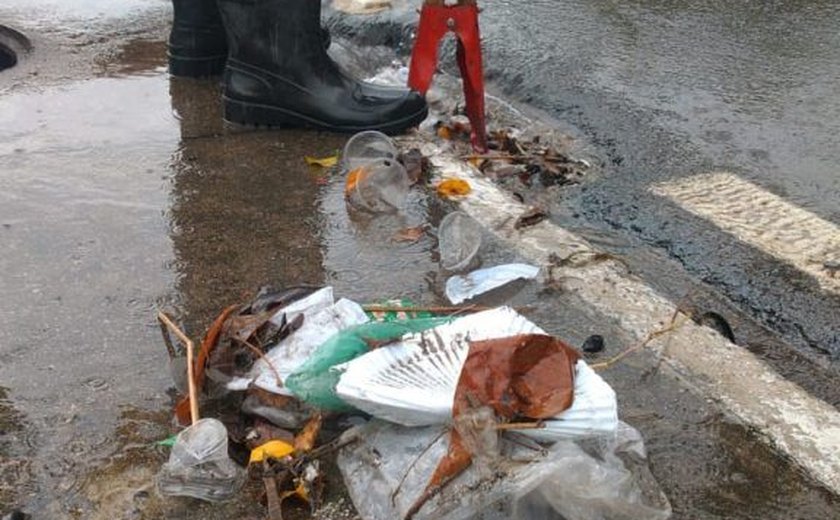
[438,211,482,271]
[348,158,411,213]
[342,131,398,172]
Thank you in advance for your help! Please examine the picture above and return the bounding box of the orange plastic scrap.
[175,304,240,425]
[344,167,367,197]
[414,334,580,515]
[436,178,471,199]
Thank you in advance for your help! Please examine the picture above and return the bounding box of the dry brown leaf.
[392,225,427,243]
[294,413,323,453]
[514,206,550,230]
[304,155,338,167]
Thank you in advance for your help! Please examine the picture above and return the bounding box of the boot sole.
[168,53,227,78]
[222,96,428,135]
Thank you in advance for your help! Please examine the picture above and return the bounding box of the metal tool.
[409,0,488,152]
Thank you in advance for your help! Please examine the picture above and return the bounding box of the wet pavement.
[477,0,840,364]
[1,1,839,519]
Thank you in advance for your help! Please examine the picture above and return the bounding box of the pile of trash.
[156,287,672,519]
[152,130,670,519]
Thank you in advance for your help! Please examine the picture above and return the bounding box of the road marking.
[651,172,840,293]
[419,148,840,496]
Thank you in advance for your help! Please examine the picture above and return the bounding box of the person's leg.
[168,0,333,78]
[168,0,228,77]
[217,0,428,134]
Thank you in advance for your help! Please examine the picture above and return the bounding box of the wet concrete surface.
[1,1,839,519]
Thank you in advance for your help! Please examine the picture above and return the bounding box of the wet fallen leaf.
[392,225,427,243]
[250,439,295,463]
[514,206,549,229]
[304,155,338,167]
[246,420,295,449]
[294,414,323,453]
[436,178,472,199]
[410,334,581,518]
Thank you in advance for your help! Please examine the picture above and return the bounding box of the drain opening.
[0,43,16,71]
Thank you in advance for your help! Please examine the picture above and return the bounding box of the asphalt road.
[476,0,840,362]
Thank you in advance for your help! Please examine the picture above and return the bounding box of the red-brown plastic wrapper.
[412,334,581,517]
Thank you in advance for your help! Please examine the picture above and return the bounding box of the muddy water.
[0,33,342,516]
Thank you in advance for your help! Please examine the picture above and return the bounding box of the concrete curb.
[418,147,840,495]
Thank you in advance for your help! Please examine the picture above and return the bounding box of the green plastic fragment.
[285,317,452,410]
[157,434,177,448]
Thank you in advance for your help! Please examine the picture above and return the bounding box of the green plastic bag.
[285,317,452,410]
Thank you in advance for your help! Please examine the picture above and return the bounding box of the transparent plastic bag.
[157,418,245,502]
[337,420,671,520]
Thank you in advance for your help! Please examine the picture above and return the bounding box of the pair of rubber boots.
[168,0,427,134]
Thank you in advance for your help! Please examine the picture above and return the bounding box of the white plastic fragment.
[332,0,392,15]
[227,288,369,394]
[336,307,618,440]
[445,263,540,304]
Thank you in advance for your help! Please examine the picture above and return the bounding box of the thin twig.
[391,428,448,506]
[363,304,488,315]
[304,433,360,460]
[239,338,283,387]
[460,153,517,161]
[362,304,534,315]
[157,311,199,425]
[590,308,686,371]
[494,421,545,431]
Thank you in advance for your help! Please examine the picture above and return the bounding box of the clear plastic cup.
[342,131,398,172]
[347,158,411,213]
[438,211,482,271]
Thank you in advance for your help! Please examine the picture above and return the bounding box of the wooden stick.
[157,317,178,359]
[460,153,517,161]
[495,421,545,431]
[240,338,283,387]
[157,311,199,425]
[362,304,487,314]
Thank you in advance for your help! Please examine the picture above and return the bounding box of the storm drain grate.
[0,25,31,72]
[0,43,17,71]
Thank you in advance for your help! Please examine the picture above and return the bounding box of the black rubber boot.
[168,0,229,77]
[217,0,428,134]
